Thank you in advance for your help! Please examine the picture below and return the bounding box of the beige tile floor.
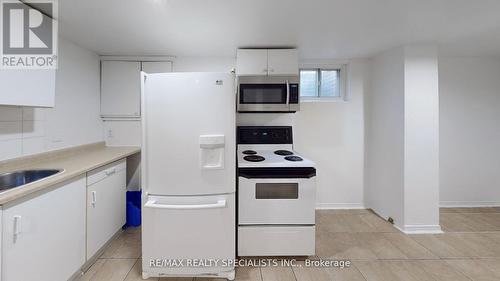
[78,207,500,281]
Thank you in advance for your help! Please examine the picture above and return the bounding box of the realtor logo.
[1,0,58,69]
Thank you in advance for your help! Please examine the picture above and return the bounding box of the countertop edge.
[0,146,140,206]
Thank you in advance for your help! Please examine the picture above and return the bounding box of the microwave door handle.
[286,80,290,105]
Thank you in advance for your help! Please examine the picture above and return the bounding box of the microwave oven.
[237,76,299,113]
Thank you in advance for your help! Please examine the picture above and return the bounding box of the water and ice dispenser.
[199,135,225,169]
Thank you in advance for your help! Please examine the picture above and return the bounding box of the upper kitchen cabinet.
[101,61,141,117]
[0,69,55,107]
[142,61,173,73]
[236,49,268,76]
[267,49,299,76]
[101,60,172,118]
[236,49,298,76]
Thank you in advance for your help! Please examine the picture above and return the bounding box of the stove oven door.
[238,175,316,225]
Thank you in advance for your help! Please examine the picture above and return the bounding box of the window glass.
[299,70,318,97]
[320,70,340,97]
[300,68,343,98]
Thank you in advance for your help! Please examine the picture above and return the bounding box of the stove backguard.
[237,126,293,145]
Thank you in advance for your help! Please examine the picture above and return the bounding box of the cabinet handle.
[13,215,22,243]
[105,168,116,176]
[91,191,97,207]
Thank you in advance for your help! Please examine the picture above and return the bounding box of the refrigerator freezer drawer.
[238,226,315,256]
[142,193,235,278]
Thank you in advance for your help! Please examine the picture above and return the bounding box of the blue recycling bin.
[126,190,141,227]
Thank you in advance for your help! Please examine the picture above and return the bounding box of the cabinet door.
[0,69,55,107]
[142,61,172,73]
[87,160,126,259]
[101,61,141,117]
[267,49,299,76]
[236,49,268,76]
[2,177,86,281]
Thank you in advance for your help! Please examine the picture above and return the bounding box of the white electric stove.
[237,126,317,257]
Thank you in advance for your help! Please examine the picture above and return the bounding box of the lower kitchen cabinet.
[86,159,127,259]
[1,176,86,281]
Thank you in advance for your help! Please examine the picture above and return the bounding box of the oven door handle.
[144,199,227,210]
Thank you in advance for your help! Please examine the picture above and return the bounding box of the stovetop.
[237,145,316,168]
[236,126,316,169]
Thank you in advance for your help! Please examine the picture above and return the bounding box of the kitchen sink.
[0,169,64,192]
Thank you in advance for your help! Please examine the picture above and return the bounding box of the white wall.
[403,46,440,230]
[104,120,141,146]
[0,38,103,161]
[439,57,500,207]
[294,60,366,209]
[365,45,440,233]
[364,47,405,228]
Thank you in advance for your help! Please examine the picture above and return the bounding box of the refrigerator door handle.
[144,199,227,210]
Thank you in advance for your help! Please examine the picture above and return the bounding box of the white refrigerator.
[141,72,236,280]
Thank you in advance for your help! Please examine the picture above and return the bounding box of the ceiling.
[58,0,500,59]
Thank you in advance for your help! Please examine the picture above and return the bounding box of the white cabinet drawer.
[238,226,315,256]
[87,159,126,186]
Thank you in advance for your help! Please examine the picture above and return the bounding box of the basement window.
[299,65,347,101]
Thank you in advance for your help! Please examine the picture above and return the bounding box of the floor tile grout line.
[403,232,448,260]
[121,258,140,281]
[424,260,473,281]
[288,265,298,281]
[442,260,475,281]
[379,233,417,260]
[350,262,370,281]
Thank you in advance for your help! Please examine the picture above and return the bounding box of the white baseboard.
[316,203,365,210]
[396,224,443,234]
[440,201,500,208]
